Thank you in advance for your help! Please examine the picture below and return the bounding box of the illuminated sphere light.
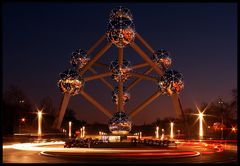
[57,68,84,96]
[70,49,90,69]
[152,49,172,70]
[109,6,133,21]
[108,111,132,135]
[112,86,130,105]
[109,59,132,82]
[158,69,184,95]
[106,7,135,48]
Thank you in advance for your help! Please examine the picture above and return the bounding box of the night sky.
[3,3,237,125]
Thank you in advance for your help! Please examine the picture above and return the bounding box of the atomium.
[106,6,135,48]
[158,69,184,95]
[108,111,132,135]
[152,49,172,70]
[54,6,185,135]
[109,59,132,82]
[112,86,130,105]
[57,68,84,96]
[70,49,90,69]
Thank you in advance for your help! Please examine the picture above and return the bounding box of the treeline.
[2,85,237,140]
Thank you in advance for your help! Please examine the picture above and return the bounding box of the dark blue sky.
[3,3,237,125]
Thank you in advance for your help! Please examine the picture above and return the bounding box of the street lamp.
[155,126,159,139]
[218,98,224,140]
[198,112,203,140]
[69,121,72,138]
[170,122,174,140]
[19,118,26,133]
[82,126,85,138]
[37,109,43,136]
[161,129,165,140]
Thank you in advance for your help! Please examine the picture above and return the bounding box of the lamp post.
[218,98,224,140]
[199,112,203,140]
[82,126,85,138]
[69,121,72,138]
[19,118,26,133]
[170,122,174,140]
[161,129,165,140]
[155,126,159,139]
[37,110,43,136]
[80,127,83,138]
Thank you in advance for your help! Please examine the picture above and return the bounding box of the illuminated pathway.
[3,141,238,163]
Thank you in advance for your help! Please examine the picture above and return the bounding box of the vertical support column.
[118,47,124,112]
[52,94,71,130]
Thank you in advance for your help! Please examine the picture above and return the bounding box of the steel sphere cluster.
[112,86,130,105]
[152,49,172,70]
[70,49,90,69]
[108,111,132,135]
[109,59,132,82]
[57,68,84,96]
[158,69,184,95]
[106,6,135,48]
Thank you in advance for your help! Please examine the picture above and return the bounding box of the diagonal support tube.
[127,68,153,91]
[52,94,71,130]
[85,72,112,81]
[89,68,113,90]
[129,91,161,118]
[87,34,106,55]
[131,42,164,76]
[79,42,112,75]
[80,91,112,118]
[131,72,158,82]
[132,62,149,70]
[135,33,154,53]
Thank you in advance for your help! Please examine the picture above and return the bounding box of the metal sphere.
[109,6,133,21]
[152,49,172,70]
[112,86,130,105]
[158,69,184,95]
[57,68,84,96]
[70,49,90,69]
[109,59,132,82]
[106,7,135,48]
[108,111,132,135]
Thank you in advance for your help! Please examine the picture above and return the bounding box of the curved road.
[3,141,238,164]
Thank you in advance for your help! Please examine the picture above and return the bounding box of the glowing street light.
[231,126,237,133]
[170,122,174,140]
[80,127,83,138]
[69,121,72,138]
[199,112,203,140]
[139,131,142,139]
[155,126,159,139]
[161,129,165,140]
[82,126,85,138]
[21,118,26,122]
[193,104,210,140]
[37,109,43,136]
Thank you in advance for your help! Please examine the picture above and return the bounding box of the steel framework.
[53,7,185,131]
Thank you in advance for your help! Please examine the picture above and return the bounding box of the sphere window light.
[158,69,184,95]
[57,68,84,96]
[106,7,135,48]
[108,111,132,135]
[109,59,132,82]
[70,49,90,69]
[152,49,172,70]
